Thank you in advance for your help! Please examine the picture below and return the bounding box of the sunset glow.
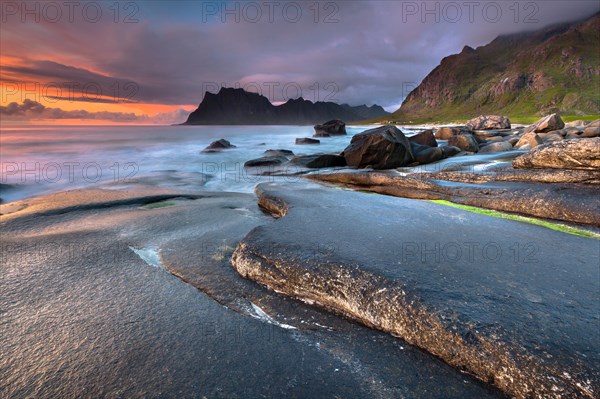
[2,1,598,125]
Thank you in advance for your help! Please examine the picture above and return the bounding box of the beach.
[1,123,598,398]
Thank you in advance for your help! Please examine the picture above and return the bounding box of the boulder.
[565,127,584,135]
[314,120,346,137]
[582,126,600,138]
[546,127,584,137]
[296,138,320,145]
[410,143,444,165]
[466,115,511,130]
[519,144,532,151]
[448,134,479,152]
[264,149,294,157]
[201,139,236,153]
[513,138,600,170]
[564,120,588,128]
[290,154,347,169]
[541,133,563,143]
[478,141,513,153]
[587,119,600,128]
[472,135,488,144]
[435,127,467,140]
[546,129,569,137]
[408,129,437,147]
[440,146,462,158]
[524,114,565,133]
[343,125,414,169]
[483,135,508,141]
[244,156,288,168]
[515,132,543,149]
[472,129,514,138]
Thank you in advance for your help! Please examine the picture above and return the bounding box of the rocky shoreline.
[226,114,600,398]
[1,186,509,398]
[2,114,598,399]
[237,114,600,226]
[231,182,599,399]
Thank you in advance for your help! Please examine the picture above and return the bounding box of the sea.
[0,124,424,203]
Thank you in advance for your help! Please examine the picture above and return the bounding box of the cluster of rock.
[245,124,462,171]
[336,113,596,171]
[208,115,599,177]
[342,125,460,169]
[243,149,346,169]
[299,114,599,226]
[434,114,599,155]
[294,119,347,143]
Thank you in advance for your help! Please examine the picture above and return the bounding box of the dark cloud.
[2,61,141,104]
[1,1,599,111]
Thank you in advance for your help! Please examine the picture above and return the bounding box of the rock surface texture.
[513,138,600,170]
[343,125,414,169]
[466,115,511,130]
[232,182,600,399]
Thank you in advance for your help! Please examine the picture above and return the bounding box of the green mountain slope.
[391,13,600,124]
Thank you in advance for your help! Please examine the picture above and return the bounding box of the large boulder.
[548,128,579,137]
[513,138,600,170]
[314,120,346,137]
[582,119,600,138]
[582,126,600,138]
[201,139,236,153]
[524,114,565,134]
[410,142,444,165]
[587,119,600,128]
[448,134,479,152]
[478,141,513,153]
[435,127,468,140]
[264,149,294,157]
[515,132,543,149]
[564,120,588,128]
[408,129,437,147]
[296,138,320,145]
[440,146,462,158]
[466,115,511,130]
[540,133,564,143]
[343,125,414,169]
[566,131,583,139]
[290,154,347,169]
[244,156,288,168]
[473,129,514,138]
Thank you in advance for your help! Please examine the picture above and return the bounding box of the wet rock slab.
[1,187,505,399]
[232,182,600,399]
[306,167,600,226]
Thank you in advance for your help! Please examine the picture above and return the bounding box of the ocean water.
[0,124,424,203]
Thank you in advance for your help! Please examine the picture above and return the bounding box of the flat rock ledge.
[305,170,600,227]
[231,183,599,399]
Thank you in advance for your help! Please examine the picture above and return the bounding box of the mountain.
[184,88,389,125]
[391,12,600,123]
[340,103,389,119]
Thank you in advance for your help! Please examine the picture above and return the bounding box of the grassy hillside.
[385,13,600,124]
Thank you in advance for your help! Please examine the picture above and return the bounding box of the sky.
[1,0,599,124]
